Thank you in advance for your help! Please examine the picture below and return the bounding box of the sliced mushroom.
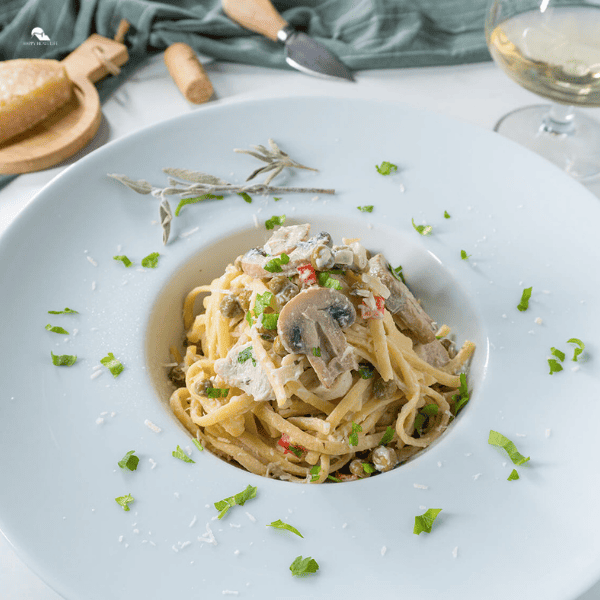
[240,247,270,279]
[264,223,311,256]
[368,253,436,344]
[277,287,357,388]
[413,338,451,368]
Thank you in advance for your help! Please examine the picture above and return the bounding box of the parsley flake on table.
[290,556,319,577]
[389,264,405,283]
[265,214,286,230]
[50,352,77,366]
[118,450,139,471]
[174,193,223,216]
[214,484,257,519]
[452,373,469,414]
[551,347,565,361]
[412,218,432,236]
[48,308,78,314]
[264,252,290,273]
[567,338,585,362]
[238,192,252,203]
[517,286,532,311]
[45,324,69,335]
[507,469,520,481]
[444,210,451,219]
[100,353,124,378]
[375,161,398,176]
[267,519,304,538]
[379,425,394,445]
[113,255,133,267]
[414,508,442,535]
[357,205,374,212]
[488,430,530,466]
[141,252,160,268]
[460,250,471,260]
[548,358,563,375]
[115,493,134,512]
[349,422,362,446]
[172,444,195,463]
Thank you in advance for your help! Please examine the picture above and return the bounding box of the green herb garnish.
[100,353,124,378]
[50,352,77,366]
[507,469,519,481]
[567,338,585,362]
[118,450,139,471]
[312,347,321,357]
[348,422,362,446]
[214,484,257,519]
[115,493,134,512]
[412,218,432,236]
[309,465,321,482]
[48,307,78,314]
[141,252,160,268]
[273,197,281,201]
[207,387,229,398]
[362,463,376,474]
[375,161,398,176]
[389,264,405,283]
[193,438,204,451]
[113,255,132,267]
[551,347,565,362]
[548,359,563,375]
[290,556,319,577]
[357,205,374,213]
[460,250,471,260]
[175,194,223,216]
[265,214,286,230]
[358,364,374,379]
[267,519,304,538]
[238,192,252,204]
[517,286,532,311]
[327,475,341,482]
[45,324,69,335]
[414,508,442,535]
[488,430,530,466]
[317,271,342,290]
[444,211,451,219]
[452,373,469,414]
[264,253,290,273]
[237,346,257,367]
[172,444,195,463]
[379,425,394,445]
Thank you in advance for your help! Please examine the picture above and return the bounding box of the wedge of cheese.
[0,59,73,145]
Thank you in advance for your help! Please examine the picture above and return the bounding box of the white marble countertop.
[1,53,599,600]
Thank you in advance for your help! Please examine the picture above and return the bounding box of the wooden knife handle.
[222,0,288,42]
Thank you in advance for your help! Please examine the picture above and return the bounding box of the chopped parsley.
[357,205,374,213]
[45,324,69,335]
[273,197,281,201]
[389,264,405,283]
[265,214,286,230]
[452,373,469,414]
[50,352,77,366]
[267,519,304,538]
[207,387,229,398]
[193,438,204,451]
[460,250,471,260]
[174,193,223,216]
[358,364,374,379]
[548,358,563,374]
[488,430,530,466]
[567,338,585,362]
[312,347,321,357]
[48,307,78,314]
[113,255,132,267]
[327,475,341,482]
[517,286,532,311]
[317,271,342,290]
[290,556,319,577]
[444,210,451,218]
[375,161,398,176]
[141,252,160,268]
[264,253,290,273]
[309,465,321,482]
[551,347,565,362]
[507,469,520,481]
[379,425,394,445]
[362,462,376,474]
[348,422,362,446]
[237,346,257,367]
[412,218,432,236]
[238,192,252,203]
[100,353,124,378]
[172,445,195,463]
[118,450,139,471]
[414,508,442,535]
[254,291,273,315]
[214,484,257,519]
[115,493,134,512]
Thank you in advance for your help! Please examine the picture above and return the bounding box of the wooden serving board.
[0,34,128,175]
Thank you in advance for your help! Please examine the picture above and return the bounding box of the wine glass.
[485,0,600,180]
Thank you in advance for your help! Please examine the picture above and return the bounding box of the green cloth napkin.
[0,0,491,189]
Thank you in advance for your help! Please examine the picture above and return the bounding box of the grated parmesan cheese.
[144,419,161,433]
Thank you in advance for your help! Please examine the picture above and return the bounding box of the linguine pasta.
[169,224,475,483]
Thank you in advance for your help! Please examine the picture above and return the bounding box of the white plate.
[1,97,599,600]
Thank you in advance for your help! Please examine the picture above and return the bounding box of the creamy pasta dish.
[169,224,475,483]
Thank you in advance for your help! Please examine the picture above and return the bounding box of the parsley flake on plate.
[193,438,204,451]
[358,364,374,379]
[115,493,134,512]
[348,422,362,446]
[290,556,319,577]
[175,193,223,216]
[265,214,286,230]
[548,358,563,375]
[206,387,229,398]
[567,338,585,362]
[113,255,133,267]
[141,252,160,269]
[507,469,520,481]
[414,508,442,535]
[362,463,376,474]
[389,264,405,283]
[118,450,139,471]
[312,347,321,357]
[50,352,77,366]
[264,252,290,273]
[309,465,321,482]
[517,286,532,311]
[214,484,257,519]
[444,210,451,219]
[460,250,471,260]
[47,307,78,314]
[267,519,304,538]
[237,346,257,367]
[45,324,69,335]
[412,218,432,236]
[452,373,469,414]
[379,425,394,445]
[317,271,342,290]
[172,445,195,463]
[488,430,530,466]
[375,161,398,176]
[551,347,566,362]
[100,353,124,378]
[357,205,374,213]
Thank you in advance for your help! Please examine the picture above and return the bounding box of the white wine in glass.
[485,0,600,180]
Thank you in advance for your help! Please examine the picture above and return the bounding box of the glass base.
[494,105,600,182]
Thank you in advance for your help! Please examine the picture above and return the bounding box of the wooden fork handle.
[222,0,288,42]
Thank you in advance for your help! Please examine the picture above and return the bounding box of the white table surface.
[1,53,599,600]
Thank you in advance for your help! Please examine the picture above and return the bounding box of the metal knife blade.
[278,27,354,82]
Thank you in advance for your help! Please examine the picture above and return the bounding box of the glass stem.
[543,103,575,135]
